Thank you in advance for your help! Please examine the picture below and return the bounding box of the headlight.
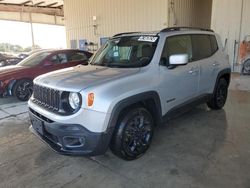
[61,92,82,114]
[68,92,81,110]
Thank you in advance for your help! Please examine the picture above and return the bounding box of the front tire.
[207,78,228,110]
[13,79,33,101]
[110,107,154,160]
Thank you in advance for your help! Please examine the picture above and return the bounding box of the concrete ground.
[0,74,250,188]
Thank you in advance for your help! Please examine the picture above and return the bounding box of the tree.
[0,43,41,53]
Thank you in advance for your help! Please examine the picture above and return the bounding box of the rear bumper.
[29,109,113,156]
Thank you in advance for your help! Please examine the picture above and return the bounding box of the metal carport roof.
[0,0,63,8]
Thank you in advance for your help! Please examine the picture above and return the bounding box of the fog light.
[63,136,85,147]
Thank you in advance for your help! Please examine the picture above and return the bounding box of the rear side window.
[210,35,218,54]
[161,35,193,65]
[192,34,218,61]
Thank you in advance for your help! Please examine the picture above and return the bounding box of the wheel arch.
[107,91,162,131]
[214,68,231,91]
[98,91,162,153]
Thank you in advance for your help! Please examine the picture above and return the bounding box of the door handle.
[212,61,219,67]
[188,67,198,74]
[189,70,194,74]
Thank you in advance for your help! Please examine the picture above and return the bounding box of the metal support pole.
[29,11,35,49]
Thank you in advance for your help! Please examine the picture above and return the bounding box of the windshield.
[90,35,158,68]
[18,51,52,67]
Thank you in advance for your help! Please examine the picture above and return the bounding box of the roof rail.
[160,27,214,33]
[113,32,140,37]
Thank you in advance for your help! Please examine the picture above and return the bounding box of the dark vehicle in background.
[18,49,47,60]
[0,49,92,101]
[0,53,23,67]
[18,53,29,59]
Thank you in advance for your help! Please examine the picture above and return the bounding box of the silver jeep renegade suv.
[29,27,231,160]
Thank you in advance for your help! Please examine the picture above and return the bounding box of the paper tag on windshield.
[138,36,158,42]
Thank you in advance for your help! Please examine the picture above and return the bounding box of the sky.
[0,20,66,49]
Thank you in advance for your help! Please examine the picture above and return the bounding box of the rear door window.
[210,35,219,54]
[192,34,215,61]
[57,53,68,64]
[50,55,60,64]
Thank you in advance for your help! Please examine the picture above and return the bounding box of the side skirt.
[162,94,212,123]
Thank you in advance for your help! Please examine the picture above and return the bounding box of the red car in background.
[0,49,92,101]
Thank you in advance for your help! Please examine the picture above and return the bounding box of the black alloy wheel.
[216,80,228,107]
[207,78,228,110]
[13,80,33,101]
[110,107,154,160]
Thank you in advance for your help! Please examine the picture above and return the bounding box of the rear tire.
[207,78,228,110]
[110,107,154,160]
[13,79,33,101]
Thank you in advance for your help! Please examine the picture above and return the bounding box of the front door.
[159,34,200,115]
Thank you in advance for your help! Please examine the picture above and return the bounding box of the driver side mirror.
[169,54,188,65]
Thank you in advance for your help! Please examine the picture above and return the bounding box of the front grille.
[33,84,60,111]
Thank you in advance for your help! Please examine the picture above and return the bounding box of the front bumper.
[29,108,113,156]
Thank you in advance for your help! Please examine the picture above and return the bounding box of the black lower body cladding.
[29,108,112,156]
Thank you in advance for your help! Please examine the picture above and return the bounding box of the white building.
[64,0,250,70]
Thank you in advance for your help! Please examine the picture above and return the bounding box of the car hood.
[34,65,140,92]
[0,65,28,79]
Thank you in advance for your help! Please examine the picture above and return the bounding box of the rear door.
[192,34,219,95]
[159,34,200,115]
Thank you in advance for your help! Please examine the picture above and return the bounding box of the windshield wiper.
[91,61,112,67]
[91,62,107,67]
